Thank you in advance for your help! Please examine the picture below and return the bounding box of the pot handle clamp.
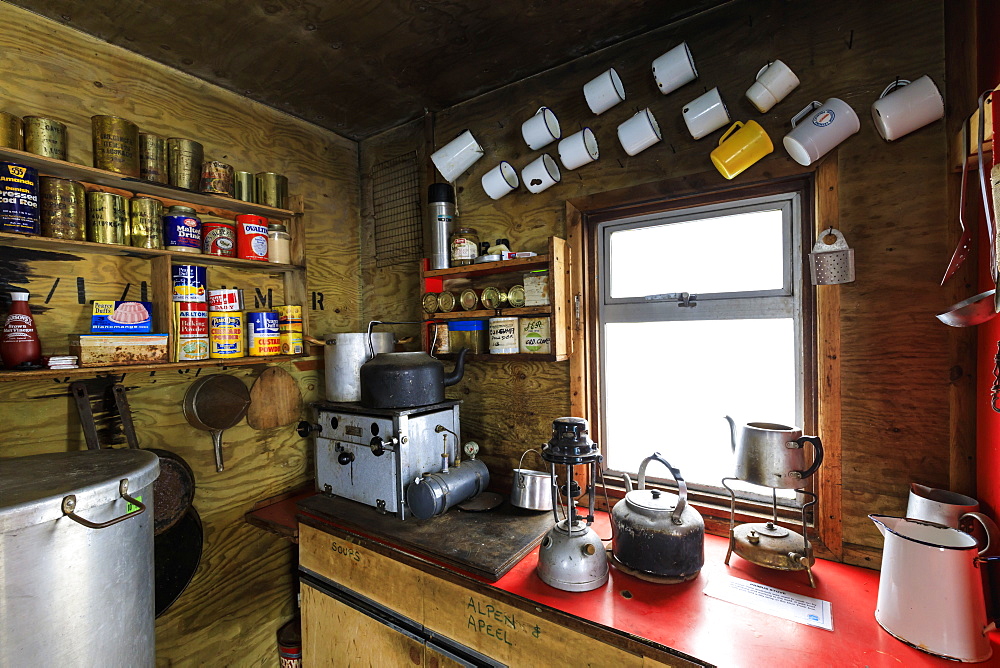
[637,452,688,525]
[787,435,824,481]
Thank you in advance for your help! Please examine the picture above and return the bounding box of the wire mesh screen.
[371,151,423,268]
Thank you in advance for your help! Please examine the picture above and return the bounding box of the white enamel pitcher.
[870,514,1000,662]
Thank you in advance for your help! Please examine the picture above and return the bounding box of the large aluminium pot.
[360,347,468,409]
[324,332,394,402]
[611,453,705,582]
[0,449,159,666]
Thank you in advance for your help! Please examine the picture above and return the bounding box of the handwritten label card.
[703,575,833,631]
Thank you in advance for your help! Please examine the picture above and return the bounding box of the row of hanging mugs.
[430,40,946,198]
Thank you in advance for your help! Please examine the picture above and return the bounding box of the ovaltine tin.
[172,264,207,302]
[0,112,24,150]
[138,132,168,184]
[276,304,302,332]
[0,162,40,235]
[167,138,204,190]
[236,214,269,261]
[128,197,164,249]
[208,289,241,312]
[86,191,128,244]
[40,177,85,240]
[254,172,288,209]
[234,171,255,202]
[200,161,234,197]
[202,217,236,256]
[23,116,67,160]
[164,204,202,252]
[209,311,244,358]
[91,115,139,177]
[247,310,280,356]
[280,331,303,355]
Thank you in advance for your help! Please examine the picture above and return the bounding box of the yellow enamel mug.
[710,120,773,180]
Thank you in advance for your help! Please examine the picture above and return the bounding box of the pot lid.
[625,488,679,513]
[0,449,160,533]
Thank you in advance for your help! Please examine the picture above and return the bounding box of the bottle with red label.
[1,291,42,369]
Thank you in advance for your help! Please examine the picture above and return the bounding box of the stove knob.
[370,437,385,457]
[297,421,321,437]
[338,451,355,466]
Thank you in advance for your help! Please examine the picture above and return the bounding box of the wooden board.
[247,366,303,430]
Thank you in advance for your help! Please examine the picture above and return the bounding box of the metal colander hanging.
[809,228,855,285]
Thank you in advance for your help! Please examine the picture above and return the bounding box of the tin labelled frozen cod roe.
[209,312,244,358]
[1,162,40,235]
[236,214,269,261]
[247,310,280,356]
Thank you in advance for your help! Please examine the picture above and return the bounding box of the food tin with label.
[209,311,244,358]
[524,271,550,306]
[480,286,508,309]
[488,316,519,354]
[138,132,168,184]
[201,217,236,256]
[449,226,479,266]
[280,331,303,355]
[128,197,163,249]
[276,305,302,332]
[234,171,255,202]
[448,320,487,354]
[167,138,204,190]
[86,191,128,244]
[173,301,209,361]
[23,116,67,160]
[247,310,280,356]
[200,161,235,197]
[0,112,23,150]
[172,264,207,302]
[431,323,450,355]
[421,292,439,314]
[40,176,85,240]
[236,214,269,261]
[437,290,456,313]
[506,285,526,308]
[208,288,241,311]
[1,162,40,235]
[254,172,288,209]
[91,115,140,177]
[459,288,479,311]
[165,205,202,252]
[519,317,551,354]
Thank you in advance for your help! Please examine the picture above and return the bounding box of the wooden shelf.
[421,254,550,280]
[0,354,301,382]
[435,352,564,362]
[426,305,552,320]
[0,146,297,218]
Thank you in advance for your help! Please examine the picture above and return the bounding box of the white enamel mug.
[652,42,698,95]
[617,108,662,156]
[871,75,944,141]
[558,128,599,170]
[782,98,860,166]
[521,107,561,150]
[682,87,730,139]
[430,130,484,182]
[746,60,800,113]
[481,161,519,200]
[521,154,561,193]
[584,68,626,115]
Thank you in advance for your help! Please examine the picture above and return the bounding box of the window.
[595,190,810,504]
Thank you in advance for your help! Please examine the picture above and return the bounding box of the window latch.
[645,292,697,307]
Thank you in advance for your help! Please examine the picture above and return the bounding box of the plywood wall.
[0,4,361,666]
[359,0,966,566]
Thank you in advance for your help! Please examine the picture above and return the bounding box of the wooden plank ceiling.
[8,0,729,139]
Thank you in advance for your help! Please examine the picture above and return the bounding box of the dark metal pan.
[182,374,251,472]
[154,505,203,617]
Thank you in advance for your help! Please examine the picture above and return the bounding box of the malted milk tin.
[23,116,67,160]
[201,217,236,256]
[488,316,519,354]
[167,138,204,190]
[164,205,202,252]
[209,311,244,358]
[40,177,85,240]
[519,316,551,354]
[172,264,207,302]
[138,132,168,184]
[0,162,39,235]
[0,112,24,150]
[128,197,164,249]
[86,191,128,244]
[91,115,140,177]
[246,309,280,356]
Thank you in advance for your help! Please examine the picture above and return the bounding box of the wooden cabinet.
[420,236,571,361]
[0,146,307,381]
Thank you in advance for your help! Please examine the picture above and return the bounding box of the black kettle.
[360,348,468,409]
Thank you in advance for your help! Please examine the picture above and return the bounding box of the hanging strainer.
[809,228,855,285]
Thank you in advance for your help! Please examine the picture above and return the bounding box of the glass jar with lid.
[267,222,291,264]
[449,226,480,266]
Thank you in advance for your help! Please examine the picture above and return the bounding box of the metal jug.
[725,416,823,489]
[870,514,1000,662]
[906,483,979,529]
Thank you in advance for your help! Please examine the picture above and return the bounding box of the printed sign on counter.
[703,574,833,631]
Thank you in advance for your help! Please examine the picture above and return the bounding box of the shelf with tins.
[419,236,570,361]
[0,146,309,379]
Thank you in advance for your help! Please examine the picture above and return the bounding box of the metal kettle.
[611,453,705,582]
[360,348,468,409]
[725,416,823,489]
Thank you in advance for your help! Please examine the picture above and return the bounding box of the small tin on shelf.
[437,291,457,313]
[448,320,487,354]
[421,292,439,314]
[459,288,479,311]
[480,286,508,309]
[507,284,526,308]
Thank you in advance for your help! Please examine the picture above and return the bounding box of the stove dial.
[338,451,355,466]
[463,441,480,460]
[297,421,321,437]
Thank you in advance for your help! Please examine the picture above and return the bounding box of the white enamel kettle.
[870,513,1000,662]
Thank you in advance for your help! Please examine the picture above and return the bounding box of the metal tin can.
[91,115,139,176]
[437,290,456,313]
[23,116,67,160]
[138,132,168,184]
[173,302,209,361]
[0,162,39,235]
[172,264,207,302]
[421,292,439,314]
[448,320,487,354]
[235,214,269,261]
[480,286,508,309]
[247,310,280,356]
[488,316,519,354]
[128,197,164,249]
[279,331,303,355]
[519,316,551,354]
[200,161,234,196]
[234,171,255,202]
[276,304,302,332]
[0,112,24,150]
[40,177,86,240]
[431,323,450,355]
[209,311,244,358]
[208,289,242,311]
[254,172,288,209]
[506,284,526,308]
[201,217,236,256]
[460,288,479,311]
[167,138,204,190]
[164,205,202,252]
[86,191,128,244]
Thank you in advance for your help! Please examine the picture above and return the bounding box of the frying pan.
[182,374,251,472]
[154,504,203,617]
[71,381,196,536]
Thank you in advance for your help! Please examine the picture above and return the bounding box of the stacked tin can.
[277,305,303,355]
[207,288,244,358]
[172,265,209,361]
[1,162,40,235]
[247,309,280,356]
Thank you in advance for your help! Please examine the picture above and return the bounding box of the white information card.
[703,574,834,631]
